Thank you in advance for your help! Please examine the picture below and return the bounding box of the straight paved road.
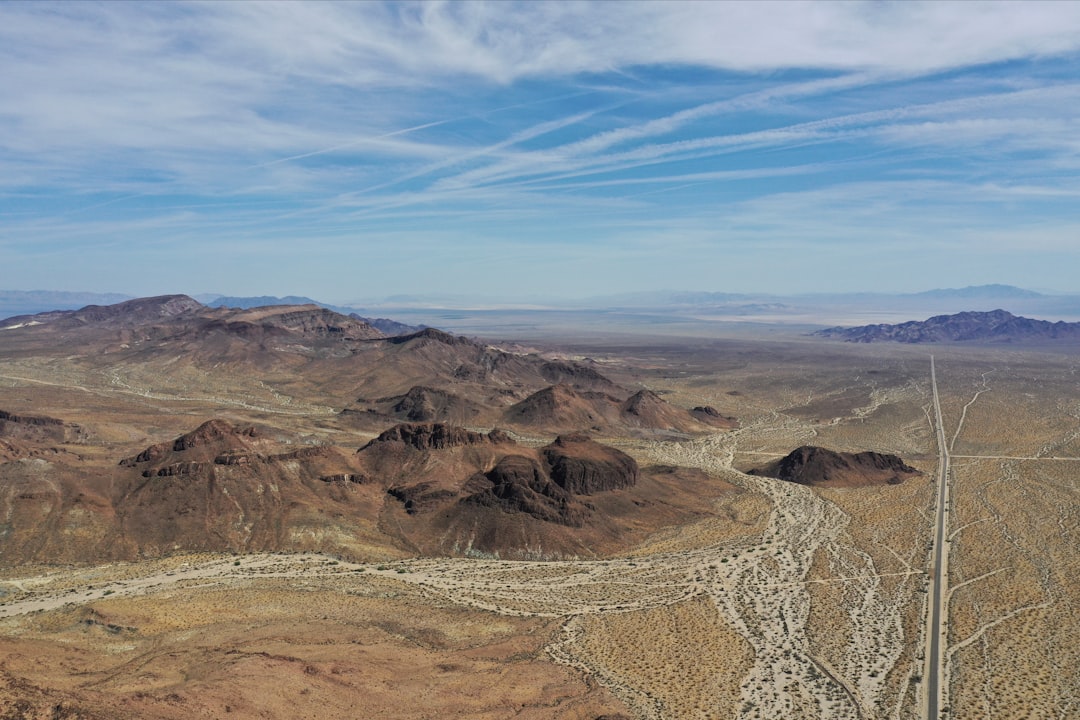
[925,356,951,719]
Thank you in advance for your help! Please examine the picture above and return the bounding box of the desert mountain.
[203,294,426,335]
[503,385,737,436]
[0,294,383,344]
[0,416,738,564]
[355,423,725,557]
[349,313,427,336]
[345,385,487,425]
[2,295,634,436]
[748,446,921,488]
[815,309,1080,344]
[0,290,136,322]
[338,329,624,423]
[1,294,203,330]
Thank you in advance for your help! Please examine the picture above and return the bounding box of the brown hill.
[0,413,746,564]
[1,295,625,421]
[689,405,739,429]
[354,423,732,558]
[503,384,622,430]
[0,409,84,444]
[111,419,389,558]
[0,294,202,329]
[344,385,487,425]
[0,410,89,462]
[503,385,736,436]
[748,446,921,488]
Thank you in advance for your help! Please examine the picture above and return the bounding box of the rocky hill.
[815,309,1080,343]
[1,295,621,410]
[356,422,722,557]
[0,415,740,563]
[748,446,921,488]
[503,385,736,436]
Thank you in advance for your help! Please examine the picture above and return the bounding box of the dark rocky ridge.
[387,327,473,347]
[0,410,86,446]
[816,309,1080,344]
[463,454,588,527]
[542,433,640,495]
[362,422,513,451]
[365,423,638,527]
[749,446,921,487]
[0,410,64,427]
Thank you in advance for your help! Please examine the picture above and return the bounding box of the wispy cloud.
[2,1,1080,298]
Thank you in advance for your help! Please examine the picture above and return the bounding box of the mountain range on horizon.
[816,309,1080,344]
[3,284,1080,327]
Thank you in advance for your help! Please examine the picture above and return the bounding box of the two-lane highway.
[924,356,951,719]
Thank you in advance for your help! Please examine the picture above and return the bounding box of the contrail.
[251,118,457,169]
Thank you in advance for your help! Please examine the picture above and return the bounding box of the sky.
[2,1,1080,305]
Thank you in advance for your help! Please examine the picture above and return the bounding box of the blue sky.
[2,1,1080,304]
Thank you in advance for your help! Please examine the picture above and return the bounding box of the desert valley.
[0,295,1075,719]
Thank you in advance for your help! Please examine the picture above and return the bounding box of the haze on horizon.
[2,1,1080,305]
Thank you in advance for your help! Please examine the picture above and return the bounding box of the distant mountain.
[349,314,427,336]
[208,295,325,309]
[205,295,425,335]
[904,284,1043,299]
[816,309,1080,343]
[1,294,203,329]
[0,290,133,320]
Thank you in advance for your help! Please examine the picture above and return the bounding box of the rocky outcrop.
[0,410,86,445]
[350,314,427,336]
[387,481,460,515]
[0,410,64,427]
[690,405,739,428]
[390,386,482,423]
[462,455,588,527]
[365,425,637,527]
[361,423,514,451]
[386,327,476,347]
[749,446,921,487]
[542,433,639,494]
[120,420,258,466]
[540,360,620,391]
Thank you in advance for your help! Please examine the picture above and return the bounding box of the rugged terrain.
[1,295,1077,719]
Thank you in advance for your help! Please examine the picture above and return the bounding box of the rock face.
[464,455,587,527]
[542,433,640,495]
[749,446,921,488]
[0,410,86,447]
[815,309,1080,344]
